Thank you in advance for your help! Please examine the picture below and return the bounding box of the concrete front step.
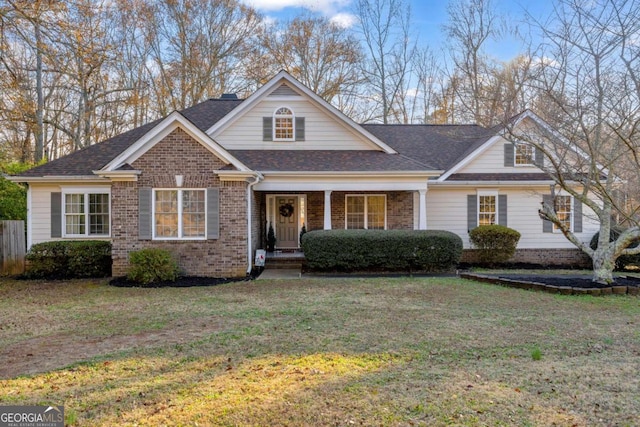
[264,251,305,269]
[265,261,303,270]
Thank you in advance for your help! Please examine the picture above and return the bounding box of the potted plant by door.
[267,222,276,252]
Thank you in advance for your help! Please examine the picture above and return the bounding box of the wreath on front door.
[279,203,294,218]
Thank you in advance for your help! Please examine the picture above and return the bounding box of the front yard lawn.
[0,276,639,426]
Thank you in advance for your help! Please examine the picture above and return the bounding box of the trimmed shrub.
[301,229,463,272]
[469,225,521,264]
[590,227,640,270]
[127,248,179,285]
[25,240,112,279]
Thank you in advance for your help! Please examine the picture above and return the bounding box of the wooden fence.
[0,220,25,275]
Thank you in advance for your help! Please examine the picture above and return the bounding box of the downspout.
[246,173,263,275]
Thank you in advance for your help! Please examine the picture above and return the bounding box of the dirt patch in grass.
[0,315,225,379]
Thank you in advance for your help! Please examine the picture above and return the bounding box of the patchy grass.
[1,276,639,426]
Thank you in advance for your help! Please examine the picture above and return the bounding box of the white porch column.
[418,189,427,230]
[323,190,332,230]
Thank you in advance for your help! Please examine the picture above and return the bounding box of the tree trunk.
[592,249,615,284]
[34,23,44,163]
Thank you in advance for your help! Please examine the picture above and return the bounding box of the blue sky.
[240,0,556,62]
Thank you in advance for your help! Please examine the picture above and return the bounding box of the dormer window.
[263,108,304,142]
[274,107,294,141]
[515,142,534,165]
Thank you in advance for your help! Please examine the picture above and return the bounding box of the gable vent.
[269,83,300,97]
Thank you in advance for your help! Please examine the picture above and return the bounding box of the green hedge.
[127,248,179,286]
[590,227,640,270]
[301,229,463,272]
[469,225,521,264]
[25,241,112,279]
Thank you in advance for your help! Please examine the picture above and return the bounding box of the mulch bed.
[461,272,640,295]
[497,275,640,289]
[109,276,249,288]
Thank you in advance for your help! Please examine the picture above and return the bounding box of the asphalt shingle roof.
[15,97,499,178]
[228,150,434,172]
[17,99,243,178]
[362,124,496,171]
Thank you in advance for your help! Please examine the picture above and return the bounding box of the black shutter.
[295,117,305,141]
[467,195,477,231]
[139,188,152,239]
[262,117,273,141]
[542,194,553,233]
[51,192,62,238]
[573,198,582,233]
[534,146,545,167]
[504,143,514,167]
[498,194,507,226]
[207,188,220,239]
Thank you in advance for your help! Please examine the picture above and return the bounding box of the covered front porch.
[256,188,430,251]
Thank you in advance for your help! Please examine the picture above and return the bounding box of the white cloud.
[405,88,420,98]
[330,12,357,28]
[532,56,559,68]
[241,0,351,16]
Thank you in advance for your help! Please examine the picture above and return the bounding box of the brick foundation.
[461,248,592,268]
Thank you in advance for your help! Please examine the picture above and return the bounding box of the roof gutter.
[6,175,109,183]
[430,180,559,187]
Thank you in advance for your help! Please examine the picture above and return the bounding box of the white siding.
[460,136,542,174]
[214,99,378,151]
[30,183,112,247]
[426,186,599,249]
[31,184,60,245]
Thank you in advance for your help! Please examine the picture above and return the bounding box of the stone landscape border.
[460,273,640,296]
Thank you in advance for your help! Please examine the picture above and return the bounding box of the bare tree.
[256,15,363,104]
[511,0,640,283]
[145,0,260,114]
[411,46,442,124]
[355,0,416,123]
[443,0,503,125]
[1,0,63,161]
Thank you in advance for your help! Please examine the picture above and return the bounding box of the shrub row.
[25,241,112,279]
[301,229,462,272]
[469,224,521,264]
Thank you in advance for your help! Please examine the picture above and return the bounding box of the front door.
[276,196,298,248]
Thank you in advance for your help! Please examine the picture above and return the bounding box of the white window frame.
[61,187,111,238]
[273,106,295,141]
[344,194,387,230]
[477,190,498,226]
[514,142,535,166]
[152,188,207,240]
[553,194,573,233]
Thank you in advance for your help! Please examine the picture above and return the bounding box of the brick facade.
[461,248,592,268]
[111,128,249,278]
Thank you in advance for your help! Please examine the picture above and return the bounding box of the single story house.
[11,71,596,277]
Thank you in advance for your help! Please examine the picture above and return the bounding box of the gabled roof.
[15,99,244,178]
[362,124,496,171]
[207,70,398,154]
[102,110,249,172]
[13,71,527,181]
